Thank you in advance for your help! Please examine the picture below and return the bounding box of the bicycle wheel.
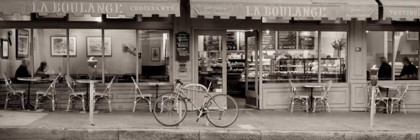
[153,92,187,126]
[205,94,239,128]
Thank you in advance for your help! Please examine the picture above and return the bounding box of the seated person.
[400,57,418,79]
[378,57,392,80]
[35,61,49,79]
[14,59,30,82]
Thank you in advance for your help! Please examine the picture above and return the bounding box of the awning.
[190,0,378,20]
[381,0,420,21]
[0,0,180,17]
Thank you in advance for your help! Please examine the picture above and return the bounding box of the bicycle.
[152,79,239,128]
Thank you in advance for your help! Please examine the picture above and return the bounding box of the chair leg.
[132,99,137,112]
[108,100,112,113]
[390,100,394,114]
[66,96,72,111]
[385,101,389,114]
[312,99,317,113]
[52,97,55,112]
[161,97,165,113]
[290,101,294,113]
[147,97,152,112]
[81,95,86,112]
[4,96,8,110]
[402,100,406,114]
[21,95,25,110]
[326,101,331,113]
[305,100,309,113]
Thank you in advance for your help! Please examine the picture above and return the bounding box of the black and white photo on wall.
[151,47,160,62]
[51,37,77,56]
[16,29,30,58]
[1,39,9,58]
[87,37,112,56]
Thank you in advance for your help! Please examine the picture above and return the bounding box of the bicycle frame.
[174,83,213,112]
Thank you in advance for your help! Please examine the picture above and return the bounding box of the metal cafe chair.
[365,82,372,112]
[288,79,309,113]
[131,77,153,112]
[366,82,390,114]
[64,74,87,112]
[3,73,26,110]
[390,83,409,114]
[35,74,62,111]
[93,76,116,113]
[313,80,332,113]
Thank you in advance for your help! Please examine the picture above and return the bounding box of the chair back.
[103,76,116,97]
[398,83,409,99]
[43,74,62,96]
[322,80,332,98]
[65,74,77,94]
[131,77,145,98]
[3,73,16,93]
[288,79,298,96]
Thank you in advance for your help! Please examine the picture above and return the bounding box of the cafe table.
[378,85,398,97]
[75,79,100,126]
[17,77,42,110]
[303,84,323,113]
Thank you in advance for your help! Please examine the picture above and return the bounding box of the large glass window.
[69,29,104,81]
[33,29,67,79]
[138,30,170,83]
[198,35,223,93]
[366,31,419,81]
[320,32,347,83]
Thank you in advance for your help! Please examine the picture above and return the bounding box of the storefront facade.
[1,0,420,112]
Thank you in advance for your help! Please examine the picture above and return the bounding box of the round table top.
[378,85,398,89]
[303,85,323,88]
[75,79,101,84]
[17,77,42,82]
[147,82,173,86]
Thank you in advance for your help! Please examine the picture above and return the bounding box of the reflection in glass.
[320,32,347,83]
[198,35,223,92]
[366,31,393,80]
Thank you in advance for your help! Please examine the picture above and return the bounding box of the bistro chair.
[93,76,116,113]
[64,74,87,112]
[288,80,309,113]
[131,77,153,112]
[313,80,332,113]
[3,73,26,110]
[390,83,409,114]
[35,74,62,111]
[366,82,390,114]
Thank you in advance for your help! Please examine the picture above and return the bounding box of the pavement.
[0,108,420,140]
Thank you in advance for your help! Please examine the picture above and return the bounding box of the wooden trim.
[0,21,173,30]
[263,23,350,31]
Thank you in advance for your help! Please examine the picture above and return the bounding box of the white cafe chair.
[313,80,332,113]
[288,80,310,113]
[131,77,153,112]
[35,74,62,111]
[93,76,116,112]
[3,73,26,110]
[390,83,409,114]
[65,75,87,112]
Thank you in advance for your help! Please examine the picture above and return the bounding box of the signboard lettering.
[176,32,190,62]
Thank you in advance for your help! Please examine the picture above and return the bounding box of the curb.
[0,127,419,140]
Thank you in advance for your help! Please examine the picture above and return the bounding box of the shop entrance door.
[245,31,259,108]
[194,30,227,109]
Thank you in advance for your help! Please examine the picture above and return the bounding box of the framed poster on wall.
[16,29,30,58]
[1,39,9,58]
[51,37,77,56]
[151,47,161,62]
[87,37,112,56]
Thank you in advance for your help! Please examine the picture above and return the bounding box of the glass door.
[195,30,226,109]
[245,31,259,108]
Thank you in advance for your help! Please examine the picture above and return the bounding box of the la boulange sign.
[0,0,180,17]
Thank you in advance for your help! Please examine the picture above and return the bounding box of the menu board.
[278,31,297,49]
[176,32,190,62]
[262,31,275,50]
[204,36,220,51]
[239,32,245,50]
[226,31,237,51]
[299,37,315,50]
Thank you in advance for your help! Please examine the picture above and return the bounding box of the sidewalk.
[0,109,419,140]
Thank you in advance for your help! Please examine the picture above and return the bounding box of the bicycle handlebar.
[175,79,184,86]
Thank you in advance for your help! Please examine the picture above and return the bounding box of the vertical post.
[90,80,95,126]
[370,75,378,127]
[102,29,105,84]
[66,29,70,75]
